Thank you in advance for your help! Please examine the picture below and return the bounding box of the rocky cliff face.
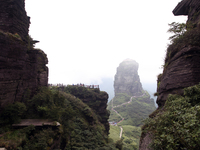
[173,0,200,29]
[114,59,143,96]
[139,1,200,149]
[156,0,200,108]
[156,45,200,107]
[0,0,30,43]
[0,0,48,109]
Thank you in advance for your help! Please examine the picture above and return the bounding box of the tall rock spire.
[114,59,143,96]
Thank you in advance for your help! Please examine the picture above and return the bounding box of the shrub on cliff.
[144,83,200,150]
[63,85,99,99]
[26,87,67,120]
[165,27,200,66]
[0,102,26,125]
[168,22,186,42]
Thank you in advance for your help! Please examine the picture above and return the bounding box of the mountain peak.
[114,59,143,96]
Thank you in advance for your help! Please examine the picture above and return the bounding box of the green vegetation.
[0,86,120,150]
[144,83,200,150]
[115,94,155,127]
[108,90,156,150]
[0,102,27,125]
[0,30,22,41]
[109,125,121,142]
[122,125,141,150]
[109,110,122,123]
[167,22,186,42]
[113,93,131,106]
[0,125,59,150]
[165,23,200,68]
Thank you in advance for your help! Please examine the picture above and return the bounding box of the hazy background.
[25,0,187,101]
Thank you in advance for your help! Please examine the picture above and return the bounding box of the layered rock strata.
[156,46,200,107]
[114,58,143,96]
[157,0,200,108]
[0,0,30,43]
[0,0,48,109]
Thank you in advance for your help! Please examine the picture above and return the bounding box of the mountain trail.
[111,94,145,138]
[119,126,123,138]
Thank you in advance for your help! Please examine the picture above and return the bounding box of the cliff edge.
[139,0,200,149]
[0,0,48,109]
[63,86,110,135]
[157,0,200,108]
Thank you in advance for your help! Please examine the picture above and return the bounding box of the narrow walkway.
[119,126,123,138]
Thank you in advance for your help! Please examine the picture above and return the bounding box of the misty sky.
[25,0,187,88]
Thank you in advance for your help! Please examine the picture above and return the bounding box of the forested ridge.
[0,86,123,149]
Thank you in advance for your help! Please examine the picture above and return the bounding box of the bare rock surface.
[114,59,143,96]
[157,46,200,107]
[139,133,152,150]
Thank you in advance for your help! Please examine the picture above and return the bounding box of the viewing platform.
[48,83,100,89]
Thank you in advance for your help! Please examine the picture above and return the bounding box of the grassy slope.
[122,125,141,150]
[109,125,121,142]
[117,97,155,126]
[108,93,131,123]
[109,110,122,123]
[113,93,131,106]
[108,91,156,150]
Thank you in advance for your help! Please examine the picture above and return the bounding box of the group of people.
[48,83,99,89]
[72,83,99,89]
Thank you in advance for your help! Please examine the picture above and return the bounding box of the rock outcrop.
[173,0,200,29]
[0,0,48,109]
[156,45,200,107]
[156,0,200,108]
[64,86,110,135]
[114,59,143,96]
[0,0,30,43]
[139,1,200,149]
